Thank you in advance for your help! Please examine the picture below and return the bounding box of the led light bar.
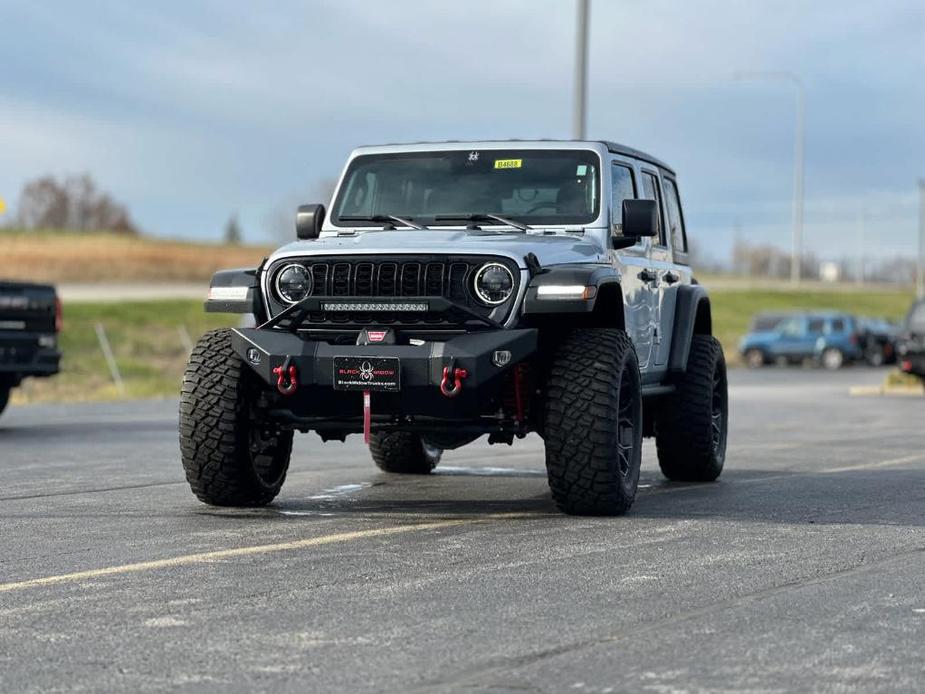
[535,285,596,300]
[322,302,429,312]
[208,286,250,301]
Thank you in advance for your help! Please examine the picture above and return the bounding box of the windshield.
[331,149,600,227]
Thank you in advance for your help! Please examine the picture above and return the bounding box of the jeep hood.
[272,229,607,268]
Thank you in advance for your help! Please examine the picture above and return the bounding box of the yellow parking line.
[819,452,925,474]
[0,518,482,594]
[6,449,923,595]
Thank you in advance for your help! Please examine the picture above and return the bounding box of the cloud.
[1,0,922,257]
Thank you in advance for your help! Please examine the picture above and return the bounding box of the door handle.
[638,269,658,283]
[663,271,680,285]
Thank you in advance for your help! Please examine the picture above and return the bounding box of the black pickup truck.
[0,281,61,416]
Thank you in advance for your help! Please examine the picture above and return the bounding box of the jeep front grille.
[304,259,471,300]
[265,255,520,332]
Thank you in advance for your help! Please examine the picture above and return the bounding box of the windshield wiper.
[434,213,531,232]
[338,215,427,230]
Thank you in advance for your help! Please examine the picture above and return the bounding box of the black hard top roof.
[361,139,675,175]
[600,141,675,175]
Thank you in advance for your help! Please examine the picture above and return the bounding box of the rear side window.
[807,318,825,334]
[640,172,666,246]
[662,178,688,255]
[611,163,636,234]
[830,318,846,333]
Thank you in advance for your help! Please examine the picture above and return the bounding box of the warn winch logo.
[367,331,387,343]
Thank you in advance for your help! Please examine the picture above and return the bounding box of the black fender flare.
[668,283,713,373]
[521,264,624,325]
[204,267,261,316]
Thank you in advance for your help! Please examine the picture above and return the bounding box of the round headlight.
[275,264,312,304]
[473,262,515,306]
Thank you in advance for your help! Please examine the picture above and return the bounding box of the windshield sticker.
[468,151,480,162]
[576,164,588,175]
[494,158,522,169]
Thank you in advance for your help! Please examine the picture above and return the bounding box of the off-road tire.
[179,329,293,506]
[0,385,10,418]
[655,335,728,482]
[369,432,442,474]
[543,329,643,516]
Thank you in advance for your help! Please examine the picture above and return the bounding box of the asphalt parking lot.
[1,366,923,693]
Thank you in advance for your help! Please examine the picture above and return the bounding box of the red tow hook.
[272,356,298,395]
[440,366,469,398]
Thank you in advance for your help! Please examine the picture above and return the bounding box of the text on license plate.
[332,356,401,392]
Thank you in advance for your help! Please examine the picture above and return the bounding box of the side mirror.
[296,204,325,240]
[621,199,659,238]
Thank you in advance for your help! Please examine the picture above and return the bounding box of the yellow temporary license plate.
[494,158,522,169]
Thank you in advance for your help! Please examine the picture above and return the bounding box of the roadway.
[0,367,923,692]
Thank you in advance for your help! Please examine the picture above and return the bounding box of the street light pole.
[792,78,805,285]
[856,209,865,286]
[733,71,806,285]
[918,179,925,299]
[572,0,590,140]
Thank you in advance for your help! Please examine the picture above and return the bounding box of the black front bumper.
[231,327,537,427]
[0,331,61,381]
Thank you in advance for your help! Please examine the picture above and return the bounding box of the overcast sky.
[2,0,923,262]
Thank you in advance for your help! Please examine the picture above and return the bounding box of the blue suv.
[740,312,862,369]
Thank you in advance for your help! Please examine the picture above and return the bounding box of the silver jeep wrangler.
[180,140,728,516]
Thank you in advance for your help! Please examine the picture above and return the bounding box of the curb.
[849,384,925,397]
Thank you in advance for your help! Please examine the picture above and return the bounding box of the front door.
[609,160,658,372]
[774,317,814,358]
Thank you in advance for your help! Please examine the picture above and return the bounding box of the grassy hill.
[0,229,271,283]
[11,300,237,404]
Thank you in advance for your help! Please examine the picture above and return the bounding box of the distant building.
[819,262,840,283]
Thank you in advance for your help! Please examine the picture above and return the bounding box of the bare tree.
[16,173,139,234]
[731,238,791,278]
[312,177,339,206]
[224,213,243,245]
[17,176,68,229]
[264,176,339,244]
[731,238,820,280]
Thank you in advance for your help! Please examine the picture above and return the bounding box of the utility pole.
[918,180,925,298]
[733,71,805,285]
[572,0,590,140]
[792,78,805,285]
[856,209,865,286]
